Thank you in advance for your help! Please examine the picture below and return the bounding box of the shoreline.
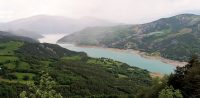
[59,43,187,78]
[75,44,187,68]
[75,44,188,78]
[150,72,164,78]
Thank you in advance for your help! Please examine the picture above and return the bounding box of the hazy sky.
[0,0,200,23]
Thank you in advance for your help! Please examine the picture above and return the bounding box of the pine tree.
[168,55,200,97]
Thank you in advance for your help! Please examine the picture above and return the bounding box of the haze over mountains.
[0,15,119,39]
[2,0,200,97]
[58,14,200,61]
[0,31,38,43]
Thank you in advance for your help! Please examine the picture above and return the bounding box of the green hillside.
[0,34,151,98]
[57,14,200,61]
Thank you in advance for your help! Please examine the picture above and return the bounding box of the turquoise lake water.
[39,34,175,74]
[60,44,175,74]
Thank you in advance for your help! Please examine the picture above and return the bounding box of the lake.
[39,34,175,74]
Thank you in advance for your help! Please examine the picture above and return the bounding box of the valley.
[0,13,200,98]
[1,0,200,97]
[40,34,185,74]
[0,32,152,98]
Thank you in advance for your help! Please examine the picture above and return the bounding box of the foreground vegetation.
[0,34,151,98]
[1,32,200,98]
[20,72,63,98]
[137,55,200,98]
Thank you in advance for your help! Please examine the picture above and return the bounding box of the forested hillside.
[0,33,151,98]
[136,55,200,98]
[58,14,200,61]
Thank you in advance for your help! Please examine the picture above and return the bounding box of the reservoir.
[39,34,176,74]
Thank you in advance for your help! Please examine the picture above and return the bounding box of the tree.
[23,75,29,81]
[158,86,183,98]
[136,75,169,98]
[0,84,17,98]
[20,72,62,98]
[168,55,200,97]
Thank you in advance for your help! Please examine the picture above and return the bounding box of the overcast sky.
[0,0,200,24]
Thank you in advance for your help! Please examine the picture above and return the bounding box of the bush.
[158,86,183,98]
[0,84,17,98]
[5,74,18,80]
[22,75,29,80]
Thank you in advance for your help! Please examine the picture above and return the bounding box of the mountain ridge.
[0,15,119,36]
[57,13,200,61]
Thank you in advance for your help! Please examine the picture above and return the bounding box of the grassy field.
[16,62,30,70]
[61,56,81,61]
[0,56,18,63]
[87,58,123,67]
[3,63,16,69]
[14,72,35,80]
[0,41,23,55]
[0,41,22,67]
[40,60,52,66]
[0,77,34,84]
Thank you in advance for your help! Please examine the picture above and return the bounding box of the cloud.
[0,0,200,23]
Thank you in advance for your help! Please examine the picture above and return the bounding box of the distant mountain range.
[0,15,119,39]
[0,31,38,43]
[57,14,200,61]
[7,29,44,39]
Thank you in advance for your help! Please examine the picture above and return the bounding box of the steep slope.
[58,14,200,61]
[0,35,151,97]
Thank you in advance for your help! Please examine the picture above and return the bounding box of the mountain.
[0,15,119,36]
[0,31,38,43]
[0,31,13,36]
[0,33,151,97]
[7,29,43,39]
[57,14,200,61]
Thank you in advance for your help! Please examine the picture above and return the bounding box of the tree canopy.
[20,72,62,98]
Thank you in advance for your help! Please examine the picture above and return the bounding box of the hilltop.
[58,14,200,61]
